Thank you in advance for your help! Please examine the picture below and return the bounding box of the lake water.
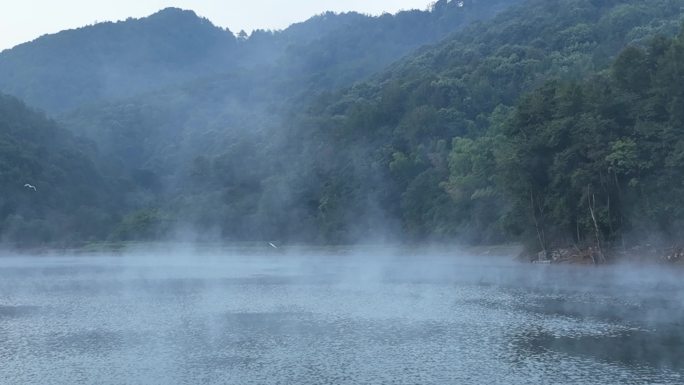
[0,249,682,384]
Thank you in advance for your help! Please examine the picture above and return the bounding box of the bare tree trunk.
[587,188,605,264]
[530,190,546,259]
[600,170,614,241]
[613,170,625,251]
[607,191,615,239]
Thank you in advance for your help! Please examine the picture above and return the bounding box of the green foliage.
[0,2,516,115]
[495,31,684,249]
[0,94,117,246]
[3,0,684,247]
[52,0,518,244]
[110,209,174,241]
[0,9,239,113]
[302,0,684,244]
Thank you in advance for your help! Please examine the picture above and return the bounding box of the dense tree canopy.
[0,1,515,115]
[301,0,684,244]
[2,0,684,250]
[499,30,684,251]
[0,94,117,246]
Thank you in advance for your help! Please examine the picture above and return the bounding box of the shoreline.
[522,245,684,267]
[1,242,522,258]
[0,242,681,268]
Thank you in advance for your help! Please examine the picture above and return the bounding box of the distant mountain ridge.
[0,1,518,114]
[12,0,684,247]
[0,93,116,245]
[0,8,238,113]
[0,0,524,245]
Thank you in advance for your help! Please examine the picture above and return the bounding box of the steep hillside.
[0,8,238,113]
[54,1,520,242]
[0,1,517,115]
[0,94,117,246]
[297,0,684,243]
[60,0,684,244]
[4,0,683,247]
[497,29,684,255]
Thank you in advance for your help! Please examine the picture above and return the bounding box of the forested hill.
[2,0,684,250]
[0,0,516,115]
[499,30,684,255]
[0,8,238,113]
[0,0,520,246]
[0,94,117,245]
[295,0,684,244]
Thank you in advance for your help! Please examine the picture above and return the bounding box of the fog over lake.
[4,1,684,383]
[1,249,682,384]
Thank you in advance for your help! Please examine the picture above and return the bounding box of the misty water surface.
[0,249,682,384]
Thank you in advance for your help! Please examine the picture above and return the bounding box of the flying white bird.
[23,183,37,192]
[268,242,278,249]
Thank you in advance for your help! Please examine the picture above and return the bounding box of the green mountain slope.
[0,94,117,246]
[0,8,239,113]
[299,0,684,243]
[498,29,684,254]
[52,1,520,242]
[4,0,684,248]
[0,1,517,115]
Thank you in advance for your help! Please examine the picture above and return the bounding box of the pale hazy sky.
[0,1,432,50]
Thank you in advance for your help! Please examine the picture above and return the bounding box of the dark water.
[0,251,682,384]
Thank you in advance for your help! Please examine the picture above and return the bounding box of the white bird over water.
[268,242,278,249]
[24,183,37,192]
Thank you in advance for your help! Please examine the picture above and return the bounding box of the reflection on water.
[514,328,684,370]
[0,252,682,384]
